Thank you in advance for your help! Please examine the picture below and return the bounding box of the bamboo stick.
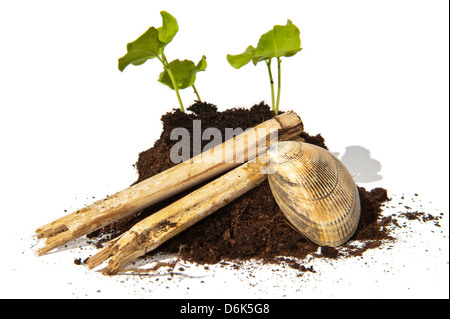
[36,111,303,255]
[87,155,269,275]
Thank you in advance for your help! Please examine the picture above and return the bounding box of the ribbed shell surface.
[267,141,361,247]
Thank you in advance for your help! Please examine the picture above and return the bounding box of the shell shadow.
[336,146,383,183]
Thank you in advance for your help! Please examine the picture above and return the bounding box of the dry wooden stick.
[87,155,269,275]
[36,111,303,255]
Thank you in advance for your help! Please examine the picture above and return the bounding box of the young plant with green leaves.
[227,20,302,115]
[118,11,207,112]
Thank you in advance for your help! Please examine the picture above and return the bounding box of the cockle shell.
[266,141,361,247]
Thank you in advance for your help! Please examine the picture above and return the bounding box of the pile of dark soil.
[89,101,398,267]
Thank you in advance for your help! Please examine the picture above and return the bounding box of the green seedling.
[227,20,302,115]
[118,11,207,112]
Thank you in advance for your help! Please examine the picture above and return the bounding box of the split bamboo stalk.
[87,155,269,275]
[36,111,303,255]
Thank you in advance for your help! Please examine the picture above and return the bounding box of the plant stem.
[265,59,276,114]
[167,67,185,112]
[192,84,202,102]
[275,57,282,115]
[158,54,185,112]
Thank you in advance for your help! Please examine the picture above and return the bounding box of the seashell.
[266,141,361,247]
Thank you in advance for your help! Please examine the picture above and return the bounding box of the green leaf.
[183,55,207,88]
[226,45,256,69]
[118,27,164,72]
[157,11,179,48]
[252,20,302,64]
[117,12,179,72]
[158,55,207,90]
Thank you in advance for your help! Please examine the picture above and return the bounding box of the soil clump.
[87,101,435,269]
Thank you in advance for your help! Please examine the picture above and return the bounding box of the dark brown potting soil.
[88,101,400,267]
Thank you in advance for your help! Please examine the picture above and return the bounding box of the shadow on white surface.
[335,145,383,183]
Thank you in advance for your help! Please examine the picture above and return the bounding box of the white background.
[0,0,448,299]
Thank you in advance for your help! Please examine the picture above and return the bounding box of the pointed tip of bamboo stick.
[36,241,57,256]
[89,236,122,268]
[36,247,48,257]
[89,253,122,276]
[99,254,127,276]
[87,243,116,270]
[35,229,75,256]
[88,234,143,275]
[100,265,118,276]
